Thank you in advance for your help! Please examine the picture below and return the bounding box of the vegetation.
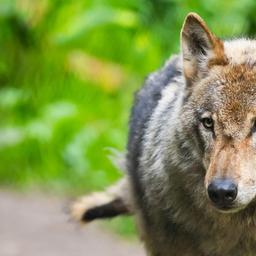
[1,0,256,236]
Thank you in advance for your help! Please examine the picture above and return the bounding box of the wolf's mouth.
[213,204,235,212]
[210,202,244,214]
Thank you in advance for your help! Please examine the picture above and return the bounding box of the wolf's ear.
[181,13,227,85]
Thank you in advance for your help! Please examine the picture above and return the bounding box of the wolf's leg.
[70,177,133,223]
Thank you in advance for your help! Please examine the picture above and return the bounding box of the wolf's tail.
[70,177,133,223]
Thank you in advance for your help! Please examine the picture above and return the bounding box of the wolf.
[71,13,256,256]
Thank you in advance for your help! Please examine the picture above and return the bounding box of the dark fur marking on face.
[174,131,194,162]
[192,124,206,155]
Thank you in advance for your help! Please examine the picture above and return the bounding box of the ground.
[0,191,145,256]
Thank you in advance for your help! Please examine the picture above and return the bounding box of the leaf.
[67,51,126,92]
[0,0,15,18]
[53,6,138,45]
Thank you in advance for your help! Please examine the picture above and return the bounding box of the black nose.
[207,179,238,207]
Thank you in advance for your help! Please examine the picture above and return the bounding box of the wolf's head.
[181,13,256,213]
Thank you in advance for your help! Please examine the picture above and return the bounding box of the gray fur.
[127,55,208,255]
[127,55,182,226]
[126,56,256,255]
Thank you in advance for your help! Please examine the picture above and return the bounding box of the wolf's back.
[70,55,182,223]
[126,55,182,218]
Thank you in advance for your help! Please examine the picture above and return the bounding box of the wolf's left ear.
[181,13,227,85]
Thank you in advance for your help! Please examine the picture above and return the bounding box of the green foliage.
[1,0,256,235]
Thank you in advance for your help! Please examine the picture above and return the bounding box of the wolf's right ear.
[181,13,227,86]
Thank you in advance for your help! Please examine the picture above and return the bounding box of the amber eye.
[201,117,214,130]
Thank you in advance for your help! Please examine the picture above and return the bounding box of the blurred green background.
[1,0,256,236]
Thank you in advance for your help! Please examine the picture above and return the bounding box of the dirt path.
[0,191,145,256]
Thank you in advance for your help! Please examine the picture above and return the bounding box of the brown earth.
[0,191,145,256]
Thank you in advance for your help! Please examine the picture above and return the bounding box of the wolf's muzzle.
[207,178,238,209]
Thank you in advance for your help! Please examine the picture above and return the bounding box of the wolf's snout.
[207,179,238,208]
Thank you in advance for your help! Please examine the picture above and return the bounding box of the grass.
[0,70,136,192]
[0,49,142,236]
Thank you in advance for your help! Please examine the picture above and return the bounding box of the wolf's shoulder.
[128,55,182,144]
[127,54,182,172]
[132,55,181,130]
